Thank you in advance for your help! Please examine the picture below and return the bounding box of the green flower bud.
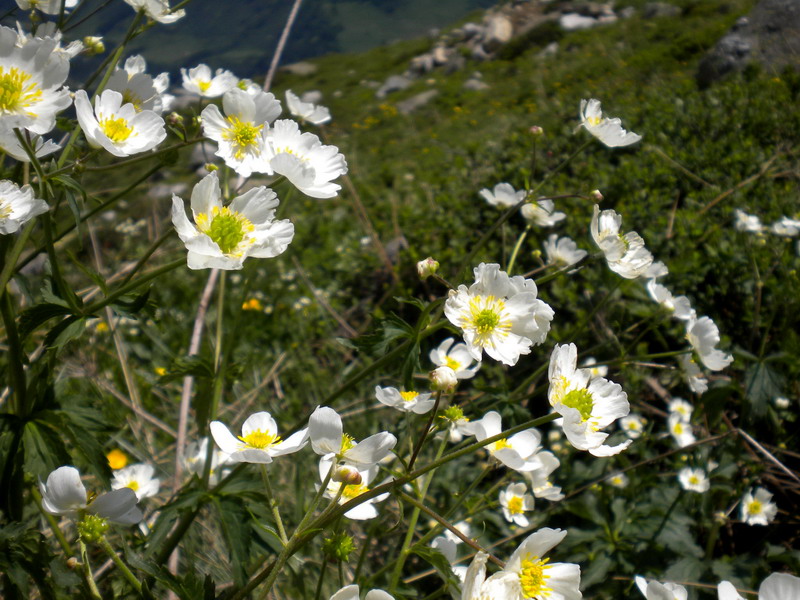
[77,514,109,543]
[322,532,356,562]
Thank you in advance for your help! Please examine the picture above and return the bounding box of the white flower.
[429,337,481,379]
[520,199,566,227]
[635,576,687,600]
[499,482,535,527]
[471,528,581,600]
[183,437,230,485]
[581,357,607,379]
[181,64,236,97]
[645,261,669,280]
[286,89,331,125]
[0,125,60,162]
[579,98,641,147]
[759,573,800,600]
[548,343,632,457]
[74,89,166,157]
[201,88,281,177]
[16,0,78,14]
[668,398,693,422]
[111,463,160,500]
[210,411,309,464]
[308,406,396,469]
[329,585,393,600]
[319,459,388,520]
[106,56,168,114]
[717,581,745,600]
[591,205,654,279]
[543,234,587,269]
[266,119,348,198]
[441,406,473,443]
[0,25,72,135]
[444,263,554,366]
[770,216,800,237]
[14,22,83,59]
[678,354,708,394]
[464,411,546,472]
[0,180,48,234]
[430,536,469,585]
[668,413,695,447]
[740,487,778,525]
[607,472,628,488]
[123,0,185,24]
[429,366,458,393]
[442,520,473,545]
[523,451,563,500]
[774,396,791,409]
[734,209,763,233]
[479,182,525,208]
[40,466,142,525]
[686,316,733,371]
[619,414,645,439]
[646,280,694,320]
[677,467,709,493]
[171,171,294,270]
[375,385,435,414]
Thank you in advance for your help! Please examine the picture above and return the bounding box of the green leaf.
[160,355,215,383]
[43,316,87,349]
[215,496,251,587]
[112,288,153,317]
[410,544,461,590]
[65,250,108,294]
[22,420,70,478]
[744,360,784,417]
[18,303,75,341]
[580,553,614,589]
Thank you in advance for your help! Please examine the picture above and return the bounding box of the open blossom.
[0,25,72,135]
[635,577,687,600]
[543,234,587,269]
[375,385,435,414]
[181,64,237,97]
[668,413,695,447]
[14,22,84,59]
[668,398,693,421]
[0,180,48,234]
[429,337,480,379]
[464,411,546,472]
[740,487,778,525]
[591,204,654,279]
[678,467,709,493]
[201,88,282,177]
[619,414,645,439]
[124,0,185,23]
[462,529,580,600]
[734,208,763,233]
[111,464,160,500]
[523,451,563,500]
[210,411,309,464]
[286,89,331,125]
[678,354,708,394]
[330,585,393,600]
[520,198,566,227]
[479,182,525,208]
[319,459,388,520]
[171,171,294,270]
[106,55,168,114]
[40,466,142,525]
[771,216,800,237]
[444,263,554,366]
[686,316,733,371]
[607,472,629,488]
[0,124,60,162]
[499,482,535,527]
[75,89,166,157]
[266,119,348,198]
[548,343,631,457]
[183,437,230,485]
[16,0,78,13]
[646,280,694,320]
[578,98,641,147]
[308,406,396,469]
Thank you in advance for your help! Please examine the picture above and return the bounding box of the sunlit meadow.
[0,0,798,599]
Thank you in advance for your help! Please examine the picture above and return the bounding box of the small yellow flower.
[242,298,263,311]
[154,367,167,376]
[106,449,128,470]
[95,322,109,333]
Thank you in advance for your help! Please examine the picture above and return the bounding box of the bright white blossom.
[740,487,778,525]
[645,261,669,280]
[758,573,800,600]
[607,472,629,488]
[266,119,348,198]
[479,182,525,208]
[0,180,48,234]
[635,576,687,600]
[444,263,554,366]
[770,216,800,237]
[464,411,546,472]
[40,466,142,524]
[0,124,59,162]
[14,22,84,59]
[678,467,709,493]
[717,581,745,600]
[429,337,481,379]
[543,234,587,269]
[16,0,78,14]
[646,280,694,320]
[499,482,535,526]
[375,385,435,414]
[171,171,294,270]
[106,56,168,114]
[520,198,566,227]
[181,64,237,97]
[523,451,564,500]
[123,0,185,23]
[591,204,654,279]
[548,343,631,456]
[619,414,645,439]
[678,354,708,394]
[329,584,394,600]
[0,25,72,135]
[668,398,693,422]
[734,209,763,233]
[668,413,696,447]
[111,463,160,500]
[210,411,309,464]
[308,406,396,469]
[75,89,166,157]
[579,98,641,147]
[286,89,331,125]
[685,316,733,371]
[183,437,230,485]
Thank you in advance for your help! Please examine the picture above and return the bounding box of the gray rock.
[410,53,436,74]
[642,2,682,18]
[560,13,599,31]
[463,78,490,91]
[483,14,514,51]
[463,22,485,39]
[432,45,450,65]
[280,61,318,76]
[376,75,413,98]
[443,52,467,74]
[397,90,439,115]
[538,41,559,58]
[619,6,637,18]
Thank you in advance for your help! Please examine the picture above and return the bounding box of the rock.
[396,90,438,115]
[463,78,490,91]
[471,42,491,61]
[463,22,485,39]
[642,2,682,18]
[483,14,514,51]
[697,35,752,87]
[619,6,637,18]
[360,79,380,89]
[376,74,413,98]
[432,45,450,65]
[443,52,466,74]
[280,61,317,76]
[559,13,599,31]
[538,41,559,57]
[410,53,436,74]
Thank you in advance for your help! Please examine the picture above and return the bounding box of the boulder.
[376,74,413,98]
[559,13,599,30]
[483,14,514,51]
[397,90,439,115]
[463,78,490,91]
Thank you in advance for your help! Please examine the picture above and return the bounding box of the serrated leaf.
[410,544,461,589]
[112,288,153,317]
[744,360,784,417]
[43,316,87,349]
[580,553,613,589]
[18,303,75,341]
[215,496,250,587]
[22,420,70,478]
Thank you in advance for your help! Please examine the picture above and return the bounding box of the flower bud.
[333,467,362,486]
[323,532,356,562]
[167,112,184,127]
[590,189,604,202]
[204,163,219,172]
[77,514,109,543]
[82,36,105,55]
[529,125,544,137]
[417,257,439,280]
[66,557,79,569]
[429,366,457,393]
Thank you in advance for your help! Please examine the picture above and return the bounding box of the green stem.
[313,560,327,600]
[0,220,36,293]
[83,258,184,315]
[98,537,142,594]
[79,540,103,600]
[0,287,26,416]
[119,229,173,287]
[650,490,682,545]
[42,215,81,312]
[260,464,289,545]
[506,224,532,275]
[407,391,442,471]
[31,486,72,555]
[83,138,203,172]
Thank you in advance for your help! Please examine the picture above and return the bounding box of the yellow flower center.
[238,430,281,449]
[673,422,684,435]
[99,116,133,142]
[507,496,524,514]
[237,79,249,90]
[242,298,263,311]
[561,388,594,421]
[627,422,639,430]
[688,475,699,485]
[126,480,140,492]
[399,391,419,402]
[488,438,511,453]
[747,500,762,515]
[195,206,255,255]
[340,483,369,500]
[121,89,144,111]
[341,433,356,452]
[0,199,12,220]
[519,555,552,598]
[223,116,264,159]
[0,67,42,114]
[198,80,211,93]
[586,115,602,127]
[445,356,461,371]
[466,296,510,345]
